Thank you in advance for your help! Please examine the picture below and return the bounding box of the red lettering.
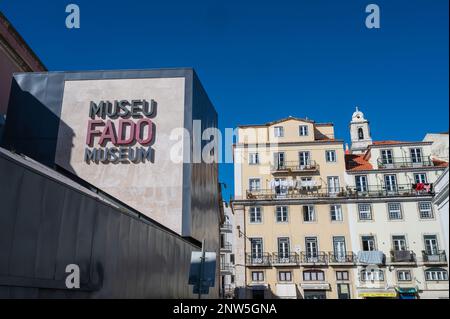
[86,120,105,147]
[117,119,136,145]
[99,120,117,146]
[135,118,153,145]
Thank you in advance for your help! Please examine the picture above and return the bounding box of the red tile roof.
[372,140,411,145]
[432,159,449,168]
[345,154,373,171]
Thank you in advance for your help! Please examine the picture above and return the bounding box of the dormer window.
[358,128,364,140]
[299,125,309,136]
[274,126,284,137]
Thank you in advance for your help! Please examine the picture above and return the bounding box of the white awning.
[276,283,297,299]
[300,283,331,290]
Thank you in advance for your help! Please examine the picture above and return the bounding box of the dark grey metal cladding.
[0,148,205,298]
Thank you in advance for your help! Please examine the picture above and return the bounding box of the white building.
[433,168,449,268]
[345,108,449,299]
[220,202,236,298]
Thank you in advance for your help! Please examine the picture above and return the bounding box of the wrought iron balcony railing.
[246,187,348,200]
[272,253,299,264]
[271,160,320,173]
[377,157,435,169]
[329,252,356,264]
[422,250,447,263]
[220,222,233,232]
[220,263,233,272]
[300,252,328,264]
[220,242,232,251]
[389,250,416,263]
[346,184,434,198]
[246,253,271,266]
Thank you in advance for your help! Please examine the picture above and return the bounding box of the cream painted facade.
[233,117,356,299]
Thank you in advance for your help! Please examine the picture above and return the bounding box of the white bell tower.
[349,107,372,154]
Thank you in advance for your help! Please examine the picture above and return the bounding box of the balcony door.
[355,175,368,192]
[274,178,288,197]
[384,175,398,192]
[333,236,347,261]
[424,235,439,255]
[299,151,310,168]
[381,149,394,165]
[410,148,423,164]
[327,176,340,195]
[251,238,263,261]
[392,235,407,251]
[362,236,376,251]
[274,152,285,170]
[305,237,319,261]
[278,237,290,261]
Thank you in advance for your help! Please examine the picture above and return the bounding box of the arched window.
[358,128,364,140]
[425,268,448,281]
[303,270,325,281]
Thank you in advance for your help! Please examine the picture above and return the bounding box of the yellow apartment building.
[232,117,356,299]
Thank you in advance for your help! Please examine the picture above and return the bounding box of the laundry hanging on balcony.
[412,183,433,193]
[357,251,385,265]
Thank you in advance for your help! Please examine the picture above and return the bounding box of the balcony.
[300,252,328,265]
[220,222,233,233]
[272,253,299,266]
[422,250,447,265]
[389,250,416,265]
[220,263,233,273]
[346,184,434,198]
[329,252,356,265]
[220,242,232,253]
[271,161,320,174]
[377,157,435,170]
[246,187,348,200]
[246,253,271,267]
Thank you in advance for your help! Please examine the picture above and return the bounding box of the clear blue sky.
[1,0,448,200]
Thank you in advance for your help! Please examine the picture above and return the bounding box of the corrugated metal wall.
[0,149,206,298]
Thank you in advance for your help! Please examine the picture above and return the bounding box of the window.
[249,207,262,223]
[337,284,351,299]
[424,235,439,255]
[358,204,372,221]
[360,269,384,281]
[384,174,398,192]
[326,150,337,162]
[358,127,364,140]
[381,149,393,164]
[252,271,264,282]
[414,173,427,184]
[303,270,325,281]
[249,178,261,191]
[230,254,235,264]
[410,148,423,163]
[388,203,402,220]
[299,151,311,167]
[336,271,349,281]
[355,175,368,192]
[274,152,285,169]
[419,202,433,219]
[327,176,340,194]
[333,236,347,260]
[397,270,412,282]
[303,205,316,222]
[274,126,284,137]
[305,237,318,258]
[300,177,313,190]
[425,268,448,281]
[278,237,290,258]
[299,125,309,136]
[330,205,343,221]
[362,236,376,251]
[279,271,292,282]
[276,206,288,223]
[392,235,407,251]
[249,153,259,165]
[250,238,263,259]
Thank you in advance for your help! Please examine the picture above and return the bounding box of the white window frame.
[388,202,402,220]
[299,125,309,136]
[360,269,384,282]
[274,126,284,137]
[425,268,448,281]
[249,178,261,192]
[278,271,292,282]
[303,205,316,222]
[251,271,265,282]
[248,152,259,165]
[276,206,289,223]
[361,235,376,251]
[410,148,423,163]
[381,149,394,164]
[358,204,372,221]
[397,270,412,282]
[355,175,368,192]
[330,205,343,221]
[249,207,262,224]
[419,202,433,219]
[326,150,337,163]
